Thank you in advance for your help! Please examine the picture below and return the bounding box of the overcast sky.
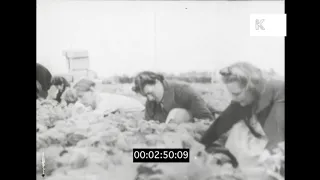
[37,1,284,77]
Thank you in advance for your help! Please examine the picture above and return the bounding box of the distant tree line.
[102,71,215,84]
[164,72,213,83]
[101,69,281,84]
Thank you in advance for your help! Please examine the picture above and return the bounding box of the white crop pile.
[36,98,284,180]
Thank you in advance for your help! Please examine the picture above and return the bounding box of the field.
[36,82,284,180]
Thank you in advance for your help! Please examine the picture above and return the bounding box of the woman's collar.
[159,80,175,110]
[159,80,170,103]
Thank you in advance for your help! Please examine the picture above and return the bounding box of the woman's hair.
[51,76,70,103]
[219,62,267,96]
[61,88,78,104]
[51,76,70,87]
[132,71,164,94]
[73,78,96,92]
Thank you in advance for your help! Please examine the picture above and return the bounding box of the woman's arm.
[200,102,251,147]
[144,101,155,120]
[144,101,167,122]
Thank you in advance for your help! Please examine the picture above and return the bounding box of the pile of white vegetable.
[36,100,284,180]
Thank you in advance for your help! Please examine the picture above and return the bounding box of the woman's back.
[36,63,52,99]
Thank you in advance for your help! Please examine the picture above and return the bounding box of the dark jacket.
[55,87,65,103]
[36,63,52,99]
[145,80,217,123]
[200,79,285,151]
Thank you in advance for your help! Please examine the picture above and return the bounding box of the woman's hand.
[165,108,192,124]
[37,96,45,101]
[36,80,42,91]
[102,108,120,117]
[258,149,272,163]
[165,115,173,124]
[47,86,59,100]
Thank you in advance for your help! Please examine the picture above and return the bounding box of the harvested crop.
[36,97,284,180]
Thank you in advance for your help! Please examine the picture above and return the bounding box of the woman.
[71,78,145,116]
[132,71,219,124]
[36,63,52,100]
[61,88,78,105]
[51,76,71,103]
[200,62,284,178]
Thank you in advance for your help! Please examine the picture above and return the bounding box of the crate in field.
[63,50,90,72]
[63,50,88,59]
[69,59,90,71]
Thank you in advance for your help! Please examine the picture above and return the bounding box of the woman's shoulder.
[264,78,285,103]
[167,80,190,88]
[268,78,284,87]
[166,80,195,94]
[266,78,284,94]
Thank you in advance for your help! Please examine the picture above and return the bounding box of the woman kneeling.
[132,71,219,124]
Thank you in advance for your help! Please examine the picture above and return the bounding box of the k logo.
[255,19,265,30]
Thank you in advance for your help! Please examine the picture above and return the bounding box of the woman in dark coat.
[36,63,52,100]
[51,76,71,103]
[132,71,219,124]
